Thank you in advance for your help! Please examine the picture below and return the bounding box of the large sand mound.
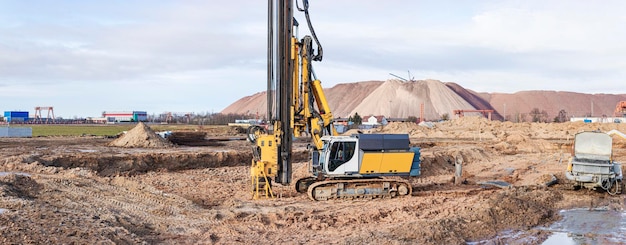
[109,122,173,148]
[222,79,626,121]
[349,79,476,119]
[222,79,478,120]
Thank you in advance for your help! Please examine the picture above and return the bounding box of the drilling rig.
[249,0,421,201]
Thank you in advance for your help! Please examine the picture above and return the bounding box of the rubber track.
[307,178,412,201]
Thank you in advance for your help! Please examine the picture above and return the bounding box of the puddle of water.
[467,230,544,245]
[542,208,626,245]
[0,172,31,177]
[468,208,625,244]
[542,232,576,245]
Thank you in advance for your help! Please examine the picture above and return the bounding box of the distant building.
[227,119,263,127]
[570,117,623,123]
[362,115,388,126]
[333,118,352,134]
[103,111,148,122]
[85,117,108,124]
[3,111,29,123]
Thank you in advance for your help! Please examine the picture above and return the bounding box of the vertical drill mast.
[252,0,337,199]
[273,0,293,184]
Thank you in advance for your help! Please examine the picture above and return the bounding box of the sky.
[1,0,625,118]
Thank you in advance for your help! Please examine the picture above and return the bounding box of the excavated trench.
[35,150,310,177]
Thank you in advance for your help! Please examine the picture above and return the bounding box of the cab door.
[325,140,357,175]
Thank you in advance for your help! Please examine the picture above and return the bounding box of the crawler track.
[307,178,412,201]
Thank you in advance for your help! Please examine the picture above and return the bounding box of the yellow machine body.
[359,152,414,174]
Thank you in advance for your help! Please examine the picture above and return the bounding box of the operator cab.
[316,136,359,176]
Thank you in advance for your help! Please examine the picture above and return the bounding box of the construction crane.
[248,0,421,201]
[34,106,55,123]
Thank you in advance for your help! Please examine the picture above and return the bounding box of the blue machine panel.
[409,147,421,176]
[358,134,410,151]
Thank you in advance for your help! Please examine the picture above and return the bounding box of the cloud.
[307,0,626,94]
[1,0,626,117]
[0,1,266,82]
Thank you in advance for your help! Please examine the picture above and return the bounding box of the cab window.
[328,141,356,171]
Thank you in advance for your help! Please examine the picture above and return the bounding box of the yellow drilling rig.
[248,0,421,201]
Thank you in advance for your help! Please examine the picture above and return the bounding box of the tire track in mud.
[39,175,231,237]
[43,175,282,240]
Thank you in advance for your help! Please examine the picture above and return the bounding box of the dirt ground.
[1,119,625,244]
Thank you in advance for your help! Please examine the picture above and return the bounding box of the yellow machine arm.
[294,36,338,150]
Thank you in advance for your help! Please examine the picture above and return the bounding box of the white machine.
[565,131,623,195]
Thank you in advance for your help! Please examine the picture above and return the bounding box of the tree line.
[150,108,574,125]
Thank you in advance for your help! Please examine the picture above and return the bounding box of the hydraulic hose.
[607,179,620,195]
[296,0,323,61]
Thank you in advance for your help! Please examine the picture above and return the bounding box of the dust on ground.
[1,118,625,244]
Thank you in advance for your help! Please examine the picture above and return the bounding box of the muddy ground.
[1,121,625,244]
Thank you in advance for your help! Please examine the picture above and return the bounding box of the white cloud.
[1,0,626,117]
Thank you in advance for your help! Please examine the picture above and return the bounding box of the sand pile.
[383,116,626,140]
[222,78,626,122]
[222,79,479,120]
[109,122,173,148]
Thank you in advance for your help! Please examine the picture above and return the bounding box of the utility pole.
[591,101,594,117]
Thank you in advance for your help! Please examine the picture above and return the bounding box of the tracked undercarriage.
[296,177,412,201]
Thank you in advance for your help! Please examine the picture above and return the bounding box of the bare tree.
[349,112,362,125]
[529,108,549,122]
[553,109,568,123]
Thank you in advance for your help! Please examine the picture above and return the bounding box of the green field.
[10,124,216,137]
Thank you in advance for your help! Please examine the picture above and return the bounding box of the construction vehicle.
[565,131,623,195]
[248,0,421,201]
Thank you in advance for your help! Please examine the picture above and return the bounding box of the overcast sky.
[1,0,625,118]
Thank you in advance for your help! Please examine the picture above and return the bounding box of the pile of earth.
[222,79,478,120]
[109,122,173,148]
[221,79,626,120]
[380,116,626,140]
[378,117,626,154]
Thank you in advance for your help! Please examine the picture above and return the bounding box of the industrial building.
[570,117,624,123]
[102,111,148,122]
[3,111,29,123]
